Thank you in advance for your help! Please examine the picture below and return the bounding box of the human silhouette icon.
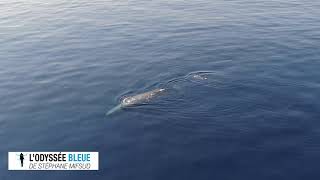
[20,153,24,167]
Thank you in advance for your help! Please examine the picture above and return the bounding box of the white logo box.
[8,152,99,170]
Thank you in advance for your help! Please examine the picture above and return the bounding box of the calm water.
[1,0,320,179]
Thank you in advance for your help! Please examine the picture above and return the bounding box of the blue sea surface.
[1,0,320,179]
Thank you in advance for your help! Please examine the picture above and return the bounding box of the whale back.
[121,88,165,107]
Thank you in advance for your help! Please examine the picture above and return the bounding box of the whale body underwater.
[106,72,209,116]
[106,88,165,115]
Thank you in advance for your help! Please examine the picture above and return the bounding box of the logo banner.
[8,152,99,170]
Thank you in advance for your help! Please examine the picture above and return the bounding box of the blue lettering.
[68,153,91,162]
[68,154,72,161]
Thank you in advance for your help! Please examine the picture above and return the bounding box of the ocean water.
[1,0,320,179]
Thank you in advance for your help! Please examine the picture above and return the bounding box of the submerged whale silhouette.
[106,88,165,115]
